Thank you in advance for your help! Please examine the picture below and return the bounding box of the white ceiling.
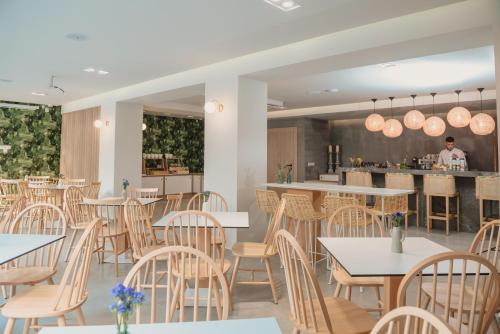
[0,0,463,105]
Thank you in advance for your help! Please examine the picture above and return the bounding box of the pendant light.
[404,94,425,130]
[365,98,385,132]
[382,97,403,138]
[447,90,471,128]
[423,93,446,137]
[470,88,495,135]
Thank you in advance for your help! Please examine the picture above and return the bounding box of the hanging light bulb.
[404,94,425,130]
[365,98,385,132]
[423,93,446,137]
[447,90,471,128]
[383,97,403,138]
[470,88,495,135]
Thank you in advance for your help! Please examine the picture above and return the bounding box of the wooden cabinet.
[141,176,164,195]
[267,127,298,182]
[165,175,192,194]
[192,174,204,193]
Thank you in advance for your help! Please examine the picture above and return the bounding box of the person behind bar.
[437,136,467,167]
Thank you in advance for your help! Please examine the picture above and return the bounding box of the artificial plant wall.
[0,104,62,178]
[142,114,204,173]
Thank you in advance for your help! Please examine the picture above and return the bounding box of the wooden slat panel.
[60,107,100,182]
[267,127,298,182]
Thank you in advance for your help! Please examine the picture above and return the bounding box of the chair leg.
[479,198,484,228]
[456,194,460,232]
[426,195,430,233]
[375,286,383,317]
[445,196,450,235]
[334,282,342,298]
[64,229,78,262]
[344,286,352,300]
[22,318,31,334]
[57,315,66,326]
[75,307,86,325]
[264,257,278,304]
[229,256,241,293]
[416,192,420,228]
[4,318,16,334]
[47,276,54,285]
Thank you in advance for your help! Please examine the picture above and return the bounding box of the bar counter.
[337,167,499,233]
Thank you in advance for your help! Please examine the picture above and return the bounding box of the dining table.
[318,237,453,314]
[38,317,282,334]
[153,211,249,229]
[0,234,66,265]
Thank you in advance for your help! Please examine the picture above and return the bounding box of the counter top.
[263,182,414,196]
[142,173,204,177]
[337,167,498,178]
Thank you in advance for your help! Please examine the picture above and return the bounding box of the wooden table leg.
[384,276,403,314]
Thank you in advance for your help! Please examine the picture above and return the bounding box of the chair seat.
[0,267,56,285]
[422,282,486,312]
[293,296,376,334]
[333,266,384,286]
[173,258,231,279]
[1,285,86,318]
[232,242,275,258]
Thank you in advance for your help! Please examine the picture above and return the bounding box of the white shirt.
[437,147,466,166]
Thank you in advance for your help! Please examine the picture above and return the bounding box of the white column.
[98,102,143,196]
[493,0,500,216]
[204,77,268,246]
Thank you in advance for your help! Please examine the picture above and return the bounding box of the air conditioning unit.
[267,98,284,111]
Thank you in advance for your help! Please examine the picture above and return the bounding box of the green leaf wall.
[0,105,62,178]
[142,114,204,173]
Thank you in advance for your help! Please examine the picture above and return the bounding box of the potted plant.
[390,212,405,253]
[122,179,130,199]
[109,283,145,334]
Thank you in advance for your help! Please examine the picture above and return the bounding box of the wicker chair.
[345,171,372,206]
[423,174,459,235]
[475,175,499,227]
[187,191,228,211]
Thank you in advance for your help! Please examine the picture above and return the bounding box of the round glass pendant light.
[365,98,385,132]
[470,88,495,135]
[404,94,425,130]
[447,90,471,128]
[383,97,403,138]
[423,93,446,137]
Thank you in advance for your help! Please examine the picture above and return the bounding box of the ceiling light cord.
[430,92,436,115]
[389,97,394,118]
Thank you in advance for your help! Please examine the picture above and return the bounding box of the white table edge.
[152,212,250,229]
[0,234,66,265]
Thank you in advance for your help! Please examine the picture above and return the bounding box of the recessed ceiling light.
[379,62,397,68]
[65,33,88,41]
[31,92,46,96]
[264,0,301,12]
[308,88,339,95]
[97,70,109,75]
[83,68,95,72]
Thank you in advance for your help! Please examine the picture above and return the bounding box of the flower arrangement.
[203,190,211,202]
[109,283,145,334]
[122,179,130,190]
[391,211,404,228]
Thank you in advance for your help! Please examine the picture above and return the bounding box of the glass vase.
[116,314,129,334]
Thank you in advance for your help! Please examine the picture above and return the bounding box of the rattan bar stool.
[476,175,499,227]
[345,171,372,206]
[423,174,460,235]
[282,193,326,269]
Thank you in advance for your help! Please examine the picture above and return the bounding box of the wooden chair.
[0,179,23,204]
[0,203,66,297]
[26,182,57,205]
[397,251,500,334]
[0,196,27,234]
[327,205,385,313]
[476,176,499,227]
[26,175,50,183]
[423,175,460,235]
[370,306,455,334]
[84,197,129,276]
[256,189,281,235]
[230,198,286,304]
[372,195,407,230]
[345,171,373,206]
[323,194,358,221]
[63,186,93,261]
[128,187,159,221]
[162,193,183,216]
[275,229,376,334]
[187,191,228,211]
[124,198,161,261]
[61,178,86,186]
[86,181,101,199]
[123,245,230,323]
[1,218,102,333]
[282,193,326,269]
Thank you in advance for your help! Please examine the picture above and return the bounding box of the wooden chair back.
[62,178,86,186]
[263,199,286,254]
[187,191,228,212]
[256,189,280,215]
[52,218,101,311]
[26,175,50,183]
[0,179,22,201]
[163,211,226,268]
[386,173,415,190]
[26,182,56,205]
[9,203,67,271]
[124,198,157,259]
[323,194,358,220]
[162,193,183,216]
[373,195,408,214]
[469,219,500,271]
[64,186,92,229]
[128,187,159,219]
[370,306,455,334]
[475,176,499,201]
[86,181,101,199]
[0,196,27,233]
[327,205,384,237]
[397,251,500,334]
[346,171,373,187]
[123,245,230,323]
[423,175,456,196]
[275,229,333,333]
[282,193,316,221]
[83,197,127,238]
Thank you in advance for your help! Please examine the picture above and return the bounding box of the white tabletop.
[0,234,65,265]
[318,237,456,277]
[153,211,249,229]
[39,317,281,334]
[81,198,162,206]
[263,182,414,196]
[28,184,86,190]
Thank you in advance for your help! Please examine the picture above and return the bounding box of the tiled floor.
[0,202,478,333]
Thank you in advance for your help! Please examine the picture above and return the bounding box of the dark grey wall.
[268,118,330,181]
[330,111,497,171]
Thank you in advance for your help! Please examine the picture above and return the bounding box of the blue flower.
[111,283,126,297]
